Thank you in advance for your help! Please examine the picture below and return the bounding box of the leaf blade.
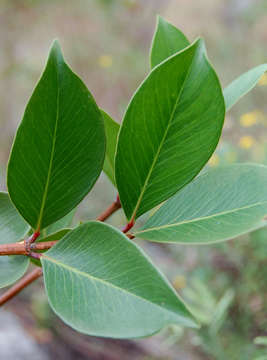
[115,39,225,220]
[135,164,267,244]
[0,192,30,288]
[223,64,267,111]
[41,221,197,338]
[102,110,120,185]
[150,15,190,69]
[7,41,105,230]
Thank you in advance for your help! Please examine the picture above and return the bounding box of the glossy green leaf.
[150,15,190,69]
[135,164,267,244]
[0,192,30,288]
[41,221,197,338]
[115,39,225,221]
[223,64,267,111]
[7,40,105,231]
[102,110,120,185]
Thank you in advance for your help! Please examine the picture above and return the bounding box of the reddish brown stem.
[0,268,43,306]
[97,195,121,222]
[0,241,58,256]
[24,230,41,256]
[122,219,135,233]
[126,233,135,239]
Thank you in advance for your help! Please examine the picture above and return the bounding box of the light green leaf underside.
[102,110,120,185]
[223,64,267,111]
[0,192,30,288]
[150,15,190,69]
[0,256,29,289]
[41,221,197,338]
[116,39,225,220]
[136,164,267,244]
[7,40,105,230]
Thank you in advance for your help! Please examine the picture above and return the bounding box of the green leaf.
[150,15,190,69]
[0,192,30,288]
[115,39,225,221]
[38,228,71,243]
[41,221,197,338]
[7,40,105,230]
[135,164,267,244]
[223,64,267,111]
[42,210,75,238]
[0,256,30,289]
[0,192,30,242]
[102,110,120,185]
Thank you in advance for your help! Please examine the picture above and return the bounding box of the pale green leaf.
[136,164,267,244]
[0,192,30,288]
[224,64,267,111]
[116,39,225,220]
[41,221,197,338]
[7,40,105,230]
[150,15,190,69]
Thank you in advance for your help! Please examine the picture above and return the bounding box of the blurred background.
[0,0,266,359]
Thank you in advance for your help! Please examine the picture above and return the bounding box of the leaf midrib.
[130,45,198,220]
[36,68,60,230]
[136,200,267,234]
[42,254,187,320]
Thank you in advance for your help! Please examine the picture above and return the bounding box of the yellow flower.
[208,154,219,167]
[240,111,259,127]
[239,136,255,149]
[98,55,113,68]
[258,73,267,86]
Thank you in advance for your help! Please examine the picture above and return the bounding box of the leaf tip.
[49,39,64,64]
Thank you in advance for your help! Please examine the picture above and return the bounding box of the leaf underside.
[223,64,267,111]
[41,221,197,338]
[136,164,267,244]
[0,192,30,288]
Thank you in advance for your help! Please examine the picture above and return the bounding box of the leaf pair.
[150,16,267,111]
[115,28,225,221]
[110,16,267,227]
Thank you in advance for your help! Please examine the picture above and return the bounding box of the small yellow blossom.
[172,275,186,290]
[208,154,220,167]
[98,55,113,68]
[258,73,267,86]
[240,111,259,127]
[239,136,255,149]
